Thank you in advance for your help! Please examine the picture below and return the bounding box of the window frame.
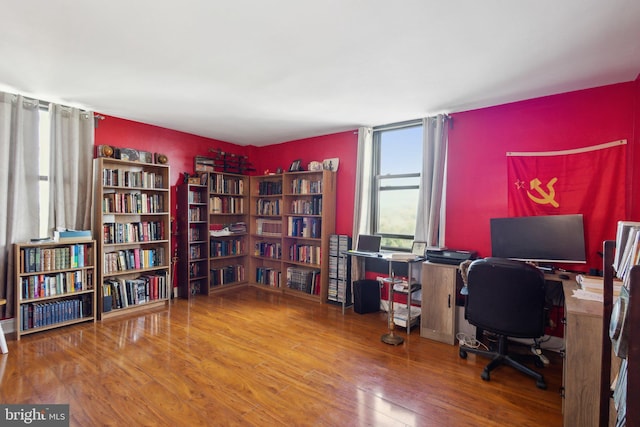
[371,120,422,251]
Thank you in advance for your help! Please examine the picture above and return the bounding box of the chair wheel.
[459,349,467,359]
[536,379,547,390]
[481,370,490,381]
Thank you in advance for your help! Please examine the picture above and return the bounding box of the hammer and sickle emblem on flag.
[527,177,559,208]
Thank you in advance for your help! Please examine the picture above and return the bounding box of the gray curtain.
[415,115,448,248]
[0,92,40,318]
[351,126,373,281]
[48,104,94,233]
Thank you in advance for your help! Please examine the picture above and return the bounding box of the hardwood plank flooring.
[0,287,563,426]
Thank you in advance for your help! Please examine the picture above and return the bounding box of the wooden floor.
[0,287,564,426]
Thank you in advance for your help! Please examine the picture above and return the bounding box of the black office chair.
[459,257,547,389]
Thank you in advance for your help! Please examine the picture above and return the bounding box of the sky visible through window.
[377,125,422,249]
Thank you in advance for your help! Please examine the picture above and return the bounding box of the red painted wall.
[95,115,249,221]
[446,82,636,272]
[247,131,359,236]
[93,79,639,275]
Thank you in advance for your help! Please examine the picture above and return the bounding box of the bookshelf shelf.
[93,157,171,319]
[178,172,249,297]
[248,171,336,302]
[14,240,97,339]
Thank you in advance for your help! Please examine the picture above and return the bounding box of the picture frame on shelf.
[411,241,428,258]
[288,159,302,172]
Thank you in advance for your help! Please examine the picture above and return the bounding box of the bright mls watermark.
[0,405,69,426]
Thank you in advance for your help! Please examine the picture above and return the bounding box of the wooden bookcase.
[248,170,336,303]
[249,174,284,290]
[14,240,97,339]
[206,171,249,294]
[177,179,210,297]
[93,157,171,319]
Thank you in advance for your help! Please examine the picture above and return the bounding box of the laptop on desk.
[347,234,382,256]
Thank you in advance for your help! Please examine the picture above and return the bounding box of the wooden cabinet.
[420,262,461,345]
[562,281,603,427]
[93,157,171,319]
[206,172,249,293]
[14,240,96,339]
[248,174,284,290]
[247,170,336,303]
[177,180,209,297]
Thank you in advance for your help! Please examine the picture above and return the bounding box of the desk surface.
[343,250,425,263]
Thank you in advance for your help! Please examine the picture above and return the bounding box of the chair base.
[459,335,546,389]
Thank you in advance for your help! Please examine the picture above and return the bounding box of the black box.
[353,279,380,314]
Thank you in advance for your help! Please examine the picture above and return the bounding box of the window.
[38,107,50,238]
[372,121,423,251]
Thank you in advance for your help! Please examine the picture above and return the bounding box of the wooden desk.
[562,281,603,427]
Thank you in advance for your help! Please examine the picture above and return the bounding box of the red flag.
[507,140,626,268]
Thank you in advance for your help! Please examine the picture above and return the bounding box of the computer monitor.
[490,214,587,264]
[355,234,381,253]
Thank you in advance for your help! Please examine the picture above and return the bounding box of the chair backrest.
[465,257,546,338]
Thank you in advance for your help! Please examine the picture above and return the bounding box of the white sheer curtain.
[351,126,373,280]
[48,104,94,233]
[415,114,449,248]
[0,92,40,318]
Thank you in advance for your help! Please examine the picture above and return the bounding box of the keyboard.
[347,250,381,257]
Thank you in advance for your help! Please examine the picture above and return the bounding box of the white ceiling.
[1,1,640,147]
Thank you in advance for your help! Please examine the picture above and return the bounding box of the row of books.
[290,196,322,215]
[20,244,93,273]
[257,180,282,196]
[254,241,282,259]
[290,178,322,195]
[210,238,243,257]
[103,247,166,274]
[102,168,164,189]
[188,227,205,242]
[209,196,244,214]
[255,267,281,287]
[102,221,165,244]
[209,174,244,195]
[613,221,640,284]
[102,192,164,214]
[20,296,91,331]
[289,244,321,265]
[188,189,205,203]
[189,244,204,260]
[255,218,282,236]
[188,206,206,221]
[102,273,168,310]
[286,267,321,295]
[210,265,245,286]
[256,198,281,216]
[189,261,205,279]
[288,217,321,238]
[20,269,94,300]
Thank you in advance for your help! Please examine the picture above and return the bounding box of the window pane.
[39,110,50,177]
[377,188,418,236]
[379,176,420,188]
[379,126,422,175]
[38,181,49,237]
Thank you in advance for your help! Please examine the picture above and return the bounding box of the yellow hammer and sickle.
[527,177,559,208]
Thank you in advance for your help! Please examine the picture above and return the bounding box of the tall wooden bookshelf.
[14,240,96,339]
[93,157,171,319]
[247,170,336,302]
[206,171,249,294]
[177,178,209,298]
[249,174,284,290]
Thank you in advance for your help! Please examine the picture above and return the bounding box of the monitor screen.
[490,214,587,264]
